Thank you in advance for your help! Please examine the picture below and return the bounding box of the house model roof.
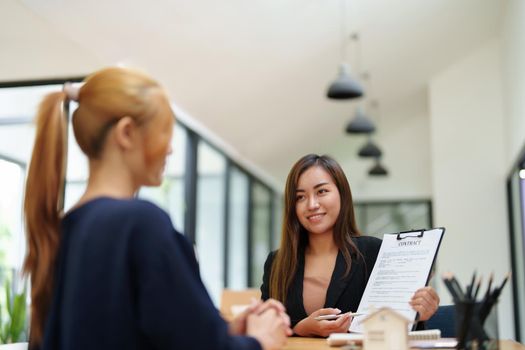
[361,307,412,325]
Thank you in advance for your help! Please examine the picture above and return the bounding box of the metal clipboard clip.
[396,228,426,240]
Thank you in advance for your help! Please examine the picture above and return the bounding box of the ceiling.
[2,0,503,187]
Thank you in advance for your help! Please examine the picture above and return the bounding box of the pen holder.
[455,301,499,350]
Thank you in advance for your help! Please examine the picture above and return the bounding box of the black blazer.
[261,235,382,327]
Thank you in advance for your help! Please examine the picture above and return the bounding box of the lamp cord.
[340,0,347,63]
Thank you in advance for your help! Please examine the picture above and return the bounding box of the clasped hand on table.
[229,298,293,350]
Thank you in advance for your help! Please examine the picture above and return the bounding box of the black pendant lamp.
[368,159,388,176]
[326,1,363,101]
[345,107,375,134]
[358,138,382,158]
[327,64,363,99]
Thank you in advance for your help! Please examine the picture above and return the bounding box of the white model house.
[361,307,411,350]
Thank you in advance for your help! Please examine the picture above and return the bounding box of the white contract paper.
[349,227,445,333]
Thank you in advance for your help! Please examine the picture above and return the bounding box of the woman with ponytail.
[24,67,290,350]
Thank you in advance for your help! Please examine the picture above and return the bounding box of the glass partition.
[354,201,432,238]
[272,194,283,251]
[226,166,249,289]
[0,159,25,283]
[195,141,226,304]
[250,182,271,287]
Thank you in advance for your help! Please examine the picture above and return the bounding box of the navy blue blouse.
[39,197,260,350]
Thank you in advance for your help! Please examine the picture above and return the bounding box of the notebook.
[409,339,458,349]
[327,329,442,346]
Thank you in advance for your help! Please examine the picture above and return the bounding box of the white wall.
[334,90,432,201]
[429,38,513,339]
[348,89,432,201]
[0,0,99,81]
[501,0,525,167]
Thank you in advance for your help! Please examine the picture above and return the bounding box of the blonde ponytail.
[23,91,68,346]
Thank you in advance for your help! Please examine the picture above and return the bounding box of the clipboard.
[349,227,445,333]
[395,227,445,291]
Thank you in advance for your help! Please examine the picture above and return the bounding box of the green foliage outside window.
[0,219,28,344]
[0,220,12,342]
[0,279,27,344]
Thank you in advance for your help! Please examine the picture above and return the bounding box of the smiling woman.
[261,154,440,337]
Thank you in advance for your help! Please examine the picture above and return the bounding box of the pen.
[445,272,465,301]
[442,276,460,302]
[483,273,493,303]
[473,278,482,301]
[466,270,476,300]
[491,273,510,300]
[479,272,510,323]
[314,312,364,321]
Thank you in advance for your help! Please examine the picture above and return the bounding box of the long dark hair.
[269,154,362,303]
